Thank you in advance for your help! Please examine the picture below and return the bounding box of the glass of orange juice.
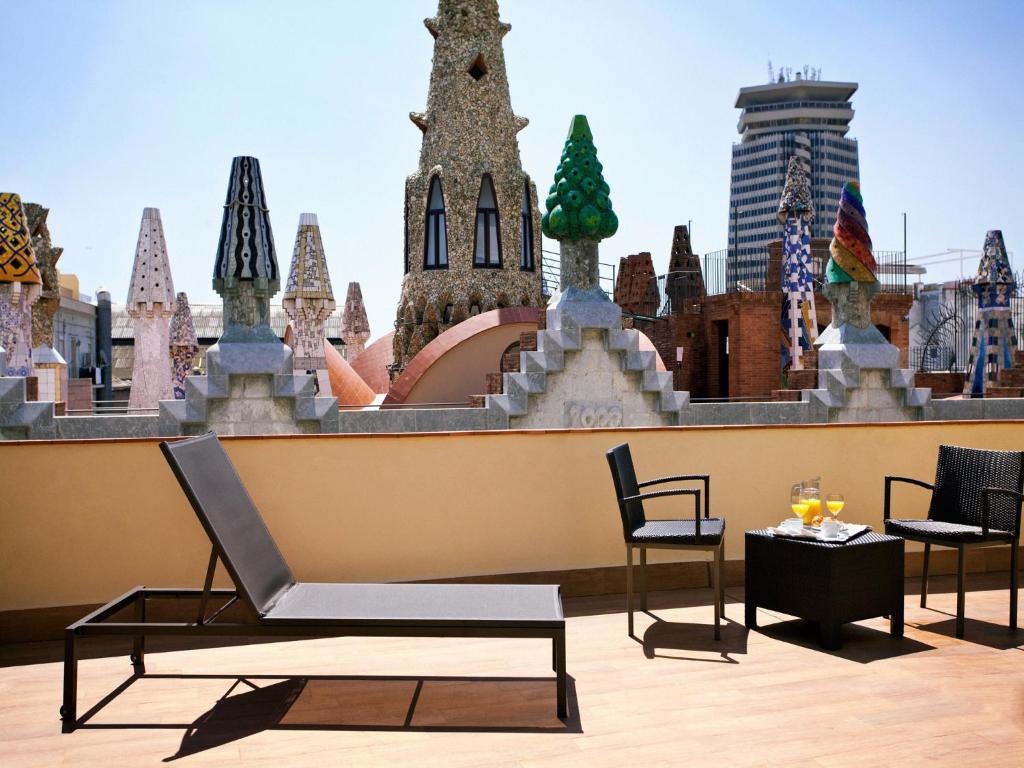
[826,492,845,518]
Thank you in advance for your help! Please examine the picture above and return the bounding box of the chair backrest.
[928,444,1024,531]
[160,432,295,616]
[606,443,646,538]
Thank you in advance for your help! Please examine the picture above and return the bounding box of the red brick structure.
[624,226,914,402]
[613,252,659,317]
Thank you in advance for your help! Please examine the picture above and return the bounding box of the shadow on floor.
[637,615,747,663]
[68,672,581,760]
[753,618,935,662]
[909,611,1023,650]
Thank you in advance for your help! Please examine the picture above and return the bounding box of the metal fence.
[910,274,1023,372]
[704,248,909,296]
[540,250,617,299]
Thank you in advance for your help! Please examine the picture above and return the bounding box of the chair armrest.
[884,476,934,520]
[981,487,1024,537]
[621,488,703,536]
[638,474,710,518]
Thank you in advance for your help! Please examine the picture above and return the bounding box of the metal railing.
[911,273,1023,372]
[540,249,617,299]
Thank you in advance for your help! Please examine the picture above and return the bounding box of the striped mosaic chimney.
[213,156,280,344]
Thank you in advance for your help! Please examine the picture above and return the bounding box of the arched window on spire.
[473,175,502,268]
[520,180,534,271]
[424,176,448,269]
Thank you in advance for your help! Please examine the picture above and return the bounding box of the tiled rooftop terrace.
[1,575,1021,766]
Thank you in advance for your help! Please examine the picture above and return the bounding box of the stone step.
[986,386,1024,398]
[996,368,1024,387]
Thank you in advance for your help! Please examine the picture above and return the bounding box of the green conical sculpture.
[541,115,618,242]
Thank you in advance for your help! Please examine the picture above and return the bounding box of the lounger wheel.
[59,705,71,720]
[129,653,142,665]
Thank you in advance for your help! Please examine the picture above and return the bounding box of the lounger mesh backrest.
[927,445,1024,530]
[160,432,295,615]
[606,443,646,536]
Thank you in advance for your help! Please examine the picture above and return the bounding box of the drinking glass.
[801,485,821,523]
[826,492,845,518]
[790,483,809,523]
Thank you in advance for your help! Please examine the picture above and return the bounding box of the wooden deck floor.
[1,574,1022,767]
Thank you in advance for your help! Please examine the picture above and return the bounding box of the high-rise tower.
[392,0,542,372]
[728,70,860,286]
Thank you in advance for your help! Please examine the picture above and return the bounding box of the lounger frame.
[61,432,567,731]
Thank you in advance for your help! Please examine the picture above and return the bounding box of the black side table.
[745,529,904,650]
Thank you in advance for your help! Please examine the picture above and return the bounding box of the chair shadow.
[754,618,935,662]
[637,614,747,663]
[69,672,581,760]
[910,612,1023,650]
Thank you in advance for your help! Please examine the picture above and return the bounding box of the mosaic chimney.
[282,213,335,372]
[392,0,543,373]
[341,281,370,363]
[126,207,175,410]
[0,193,43,377]
[169,291,198,400]
[213,156,280,344]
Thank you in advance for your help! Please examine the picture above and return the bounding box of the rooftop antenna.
[767,59,774,84]
[803,65,809,79]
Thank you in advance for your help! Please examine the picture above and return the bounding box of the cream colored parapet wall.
[1,422,1022,612]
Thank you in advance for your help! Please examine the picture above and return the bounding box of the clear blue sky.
[7,0,1023,339]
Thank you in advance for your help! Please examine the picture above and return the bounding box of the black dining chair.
[606,442,725,639]
[884,444,1024,638]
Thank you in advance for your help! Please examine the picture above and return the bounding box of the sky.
[6,0,1023,340]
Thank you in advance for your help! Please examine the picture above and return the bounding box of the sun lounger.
[60,431,566,731]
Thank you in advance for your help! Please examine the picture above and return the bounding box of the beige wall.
[1,421,1022,612]
[404,322,533,405]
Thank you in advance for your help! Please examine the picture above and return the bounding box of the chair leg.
[625,544,634,637]
[1011,541,1019,632]
[921,542,931,609]
[61,629,78,732]
[956,545,966,639]
[712,547,721,641]
[639,546,648,612]
[719,540,726,616]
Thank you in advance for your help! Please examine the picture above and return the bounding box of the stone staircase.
[986,350,1024,398]
[802,343,930,422]
[483,300,689,428]
[159,342,338,436]
[0,376,55,439]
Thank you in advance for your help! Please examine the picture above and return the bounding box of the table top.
[746,528,902,548]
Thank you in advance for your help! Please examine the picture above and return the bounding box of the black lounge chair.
[61,432,567,731]
[884,444,1024,638]
[606,442,725,639]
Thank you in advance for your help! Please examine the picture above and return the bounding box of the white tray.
[768,523,870,543]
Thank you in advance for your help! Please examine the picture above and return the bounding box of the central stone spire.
[393,0,542,373]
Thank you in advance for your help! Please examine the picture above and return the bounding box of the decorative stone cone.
[0,192,43,376]
[127,208,175,410]
[817,182,886,345]
[778,156,818,370]
[341,281,371,362]
[169,291,198,400]
[964,230,1019,396]
[213,156,280,344]
[542,115,617,314]
[283,213,335,371]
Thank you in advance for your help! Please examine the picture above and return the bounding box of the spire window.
[520,181,534,271]
[424,176,448,269]
[473,175,502,268]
